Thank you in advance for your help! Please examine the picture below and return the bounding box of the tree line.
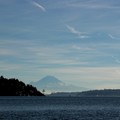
[79,89,120,97]
[0,76,44,96]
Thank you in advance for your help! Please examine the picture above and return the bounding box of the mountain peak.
[43,75,58,80]
[30,75,88,93]
[40,75,62,83]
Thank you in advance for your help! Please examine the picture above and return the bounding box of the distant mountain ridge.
[30,75,87,93]
[78,89,120,97]
[50,89,120,97]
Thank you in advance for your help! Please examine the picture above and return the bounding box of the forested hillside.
[79,89,120,97]
[0,76,44,96]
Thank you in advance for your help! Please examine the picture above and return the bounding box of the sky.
[1,0,120,90]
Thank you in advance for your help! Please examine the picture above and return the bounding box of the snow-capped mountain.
[30,75,87,93]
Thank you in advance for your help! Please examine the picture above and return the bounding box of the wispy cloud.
[32,1,46,12]
[72,45,94,51]
[67,1,120,9]
[108,34,116,39]
[27,46,89,66]
[112,56,120,64]
[65,24,89,38]
[41,66,120,81]
[108,34,120,39]
[0,61,21,71]
[0,48,16,56]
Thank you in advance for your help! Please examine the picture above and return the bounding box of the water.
[0,96,120,120]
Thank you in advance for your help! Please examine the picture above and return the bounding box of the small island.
[0,76,44,96]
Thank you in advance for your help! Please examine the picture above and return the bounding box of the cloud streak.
[32,1,46,12]
[66,24,89,38]
[112,56,120,64]
[108,34,120,40]
[108,34,116,39]
[0,61,21,71]
[67,1,120,9]
[72,45,95,51]
[0,48,16,56]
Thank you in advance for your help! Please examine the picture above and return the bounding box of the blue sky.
[1,0,120,90]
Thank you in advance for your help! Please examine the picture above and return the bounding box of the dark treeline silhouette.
[79,89,120,97]
[0,76,44,96]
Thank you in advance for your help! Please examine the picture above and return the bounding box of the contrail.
[32,1,46,12]
[65,24,88,38]
[108,34,120,39]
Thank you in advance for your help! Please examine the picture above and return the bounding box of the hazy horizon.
[1,0,120,90]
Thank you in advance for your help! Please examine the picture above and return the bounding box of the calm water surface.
[0,96,120,120]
